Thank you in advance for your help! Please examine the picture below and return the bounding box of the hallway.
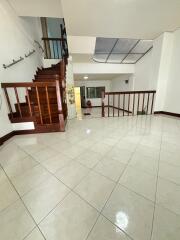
[0,115,180,240]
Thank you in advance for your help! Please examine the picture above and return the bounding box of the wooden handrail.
[102,90,156,117]
[1,82,57,88]
[42,37,64,41]
[1,80,65,131]
[105,90,156,95]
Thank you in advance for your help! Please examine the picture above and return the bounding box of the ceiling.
[74,74,130,81]
[94,38,153,64]
[62,0,180,39]
[9,0,63,17]
[10,0,180,40]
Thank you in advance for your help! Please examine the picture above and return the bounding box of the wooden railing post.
[4,88,13,119]
[26,87,32,117]
[132,93,135,115]
[151,92,155,114]
[108,94,110,117]
[118,94,120,117]
[123,94,125,116]
[102,91,105,117]
[45,86,52,124]
[56,80,65,131]
[14,87,22,118]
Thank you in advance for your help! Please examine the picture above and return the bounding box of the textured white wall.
[133,51,153,91]
[0,1,43,137]
[163,29,180,114]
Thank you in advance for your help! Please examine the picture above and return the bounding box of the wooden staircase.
[1,60,67,133]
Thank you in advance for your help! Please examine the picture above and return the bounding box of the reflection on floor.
[0,115,180,240]
[81,107,130,119]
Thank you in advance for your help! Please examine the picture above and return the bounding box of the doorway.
[80,86,86,108]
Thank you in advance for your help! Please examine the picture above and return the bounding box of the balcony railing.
[102,90,156,117]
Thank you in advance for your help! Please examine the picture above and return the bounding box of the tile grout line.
[83,136,142,240]
[149,121,163,240]
[1,116,178,239]
[0,162,47,240]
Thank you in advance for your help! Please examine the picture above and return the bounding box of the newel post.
[102,91,105,117]
[55,80,65,131]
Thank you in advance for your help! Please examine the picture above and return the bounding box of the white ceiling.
[9,0,63,17]
[74,74,130,81]
[62,0,180,39]
[10,0,180,39]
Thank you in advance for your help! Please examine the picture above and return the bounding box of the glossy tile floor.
[0,115,180,240]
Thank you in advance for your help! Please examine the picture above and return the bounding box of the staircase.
[1,20,69,133]
[30,61,67,124]
[2,59,67,132]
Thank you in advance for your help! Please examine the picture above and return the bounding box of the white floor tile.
[90,142,112,155]
[151,205,180,240]
[103,185,154,240]
[160,150,180,167]
[75,150,103,169]
[87,215,131,240]
[156,178,180,215]
[1,115,180,240]
[41,153,72,173]
[0,200,35,240]
[94,157,126,182]
[119,166,157,201]
[31,148,58,163]
[129,152,158,176]
[12,165,52,196]
[3,155,38,179]
[55,161,90,188]
[61,144,86,159]
[39,192,99,240]
[159,162,180,185]
[115,140,138,152]
[135,144,160,160]
[106,148,132,164]
[24,228,45,240]
[23,177,70,223]
[21,143,46,155]
[75,171,115,211]
[0,179,19,212]
[0,144,27,166]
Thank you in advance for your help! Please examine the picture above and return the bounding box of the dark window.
[86,87,105,98]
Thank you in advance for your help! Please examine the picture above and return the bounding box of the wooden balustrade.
[101,90,156,117]
[1,81,65,131]
[42,25,68,60]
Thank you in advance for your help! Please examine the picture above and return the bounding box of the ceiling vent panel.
[94,37,153,64]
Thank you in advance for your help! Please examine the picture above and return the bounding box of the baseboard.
[0,124,64,146]
[0,131,15,146]
[154,111,180,118]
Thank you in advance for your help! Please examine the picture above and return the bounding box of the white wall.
[132,33,174,113]
[153,33,174,111]
[164,29,180,114]
[73,62,135,75]
[133,50,153,91]
[0,0,43,137]
[111,75,133,92]
[75,80,111,106]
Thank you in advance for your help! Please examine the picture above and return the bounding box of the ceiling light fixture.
[84,76,88,80]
